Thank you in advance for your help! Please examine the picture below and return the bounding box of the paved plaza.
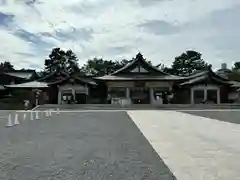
[0,110,175,180]
[0,108,240,180]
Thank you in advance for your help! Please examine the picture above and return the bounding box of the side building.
[4,71,99,105]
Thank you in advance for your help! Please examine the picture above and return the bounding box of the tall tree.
[171,50,210,76]
[81,58,131,76]
[232,62,240,70]
[44,47,79,74]
[0,61,14,71]
[65,49,80,72]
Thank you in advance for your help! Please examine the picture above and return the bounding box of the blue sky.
[0,0,239,71]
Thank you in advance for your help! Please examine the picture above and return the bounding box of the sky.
[0,0,239,71]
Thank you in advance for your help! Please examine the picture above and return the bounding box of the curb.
[31,105,40,111]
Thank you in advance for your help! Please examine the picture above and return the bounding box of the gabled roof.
[111,53,169,76]
[215,68,232,79]
[4,81,48,88]
[230,81,240,88]
[48,75,97,86]
[0,70,36,80]
[37,71,69,83]
[180,69,232,86]
[98,53,185,81]
[37,70,97,86]
[95,74,185,81]
[4,72,34,79]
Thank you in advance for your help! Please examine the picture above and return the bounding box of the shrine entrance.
[130,87,150,104]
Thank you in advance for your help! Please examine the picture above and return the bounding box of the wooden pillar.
[72,88,76,102]
[149,88,154,105]
[58,90,61,104]
[217,88,220,104]
[125,88,131,105]
[126,88,130,99]
[204,89,207,101]
[190,88,194,104]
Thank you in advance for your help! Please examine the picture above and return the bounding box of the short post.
[35,111,40,120]
[56,108,60,115]
[30,111,34,121]
[14,113,19,125]
[45,110,49,118]
[6,114,13,127]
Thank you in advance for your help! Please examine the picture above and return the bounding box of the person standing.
[24,100,30,110]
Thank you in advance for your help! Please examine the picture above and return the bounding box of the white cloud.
[0,0,239,70]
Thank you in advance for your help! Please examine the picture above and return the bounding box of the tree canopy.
[44,47,79,74]
[170,50,210,76]
[0,48,220,78]
[41,49,211,77]
[0,61,14,72]
[81,58,131,76]
[232,62,240,70]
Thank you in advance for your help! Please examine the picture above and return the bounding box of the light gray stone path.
[179,110,240,125]
[128,110,240,180]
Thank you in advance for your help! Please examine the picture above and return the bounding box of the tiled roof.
[180,69,233,86]
[96,74,185,81]
[180,75,208,86]
[111,53,169,76]
[4,72,34,79]
[231,81,240,88]
[74,77,97,85]
[4,81,48,88]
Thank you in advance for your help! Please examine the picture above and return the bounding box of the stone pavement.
[0,110,175,180]
[179,109,240,124]
[128,110,240,180]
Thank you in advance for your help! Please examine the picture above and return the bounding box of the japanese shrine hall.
[4,53,240,105]
[97,53,237,105]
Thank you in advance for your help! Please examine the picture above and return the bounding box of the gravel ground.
[0,111,175,180]
[180,110,240,124]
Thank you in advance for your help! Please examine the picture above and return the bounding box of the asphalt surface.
[180,110,240,125]
[0,111,175,180]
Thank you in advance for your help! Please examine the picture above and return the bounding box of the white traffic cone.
[14,113,19,125]
[56,108,60,115]
[35,111,40,120]
[5,114,13,127]
[30,111,34,121]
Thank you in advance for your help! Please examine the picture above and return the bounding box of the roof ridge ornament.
[136,52,143,60]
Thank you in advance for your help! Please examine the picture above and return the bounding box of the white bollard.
[23,113,26,120]
[5,114,13,127]
[30,111,34,121]
[56,108,60,115]
[49,109,52,117]
[35,111,40,120]
[14,113,20,125]
[45,110,49,118]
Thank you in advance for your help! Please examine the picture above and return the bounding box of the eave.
[4,81,49,89]
[95,75,186,81]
